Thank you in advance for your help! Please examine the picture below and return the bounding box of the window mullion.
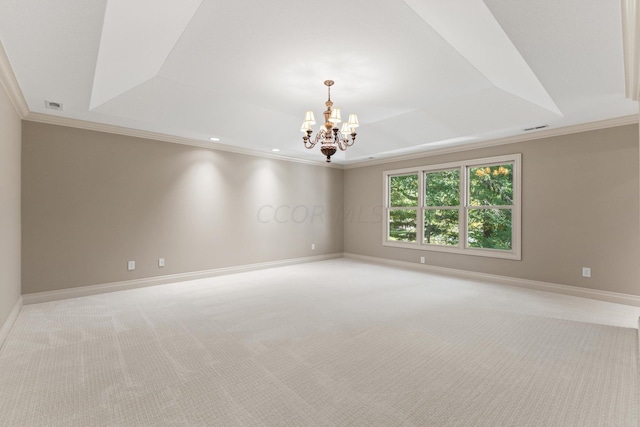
[418,170,424,246]
[460,165,467,250]
[384,174,390,241]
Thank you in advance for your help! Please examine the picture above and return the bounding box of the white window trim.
[383,154,521,260]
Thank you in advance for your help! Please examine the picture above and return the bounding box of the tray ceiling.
[0,0,637,164]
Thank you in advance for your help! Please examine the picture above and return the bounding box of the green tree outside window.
[424,169,459,245]
[389,174,418,242]
[467,164,513,250]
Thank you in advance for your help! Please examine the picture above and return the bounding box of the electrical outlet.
[159,258,165,267]
[127,260,135,271]
[311,243,316,250]
[582,267,591,278]
[420,256,425,264]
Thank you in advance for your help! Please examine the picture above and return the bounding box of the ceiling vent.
[44,100,63,111]
[523,124,548,131]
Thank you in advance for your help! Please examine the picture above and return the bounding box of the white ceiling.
[0,0,637,164]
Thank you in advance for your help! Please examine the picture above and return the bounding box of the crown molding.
[4,30,637,172]
[21,111,640,171]
[343,115,640,169]
[24,112,342,169]
[0,41,29,118]
[0,36,337,169]
[622,0,640,100]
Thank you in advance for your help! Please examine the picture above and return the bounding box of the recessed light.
[271,148,280,152]
[209,137,221,142]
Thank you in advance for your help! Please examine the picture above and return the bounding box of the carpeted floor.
[0,258,639,426]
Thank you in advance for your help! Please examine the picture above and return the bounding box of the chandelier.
[300,80,359,163]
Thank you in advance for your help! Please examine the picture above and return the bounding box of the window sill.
[382,240,521,260]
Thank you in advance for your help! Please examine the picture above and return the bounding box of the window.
[424,168,460,246]
[388,174,418,242]
[383,154,521,260]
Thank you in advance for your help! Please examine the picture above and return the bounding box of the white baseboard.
[21,251,640,308]
[23,253,342,305]
[344,253,640,307]
[0,296,23,350]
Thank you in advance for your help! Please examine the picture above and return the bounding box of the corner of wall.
[0,296,22,351]
[0,38,24,348]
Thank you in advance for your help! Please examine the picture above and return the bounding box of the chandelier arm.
[334,131,347,151]
[303,131,326,149]
[345,134,355,147]
[331,129,342,151]
[334,130,355,151]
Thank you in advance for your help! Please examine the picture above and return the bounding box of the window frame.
[383,154,521,260]
[422,166,462,247]
[387,173,420,243]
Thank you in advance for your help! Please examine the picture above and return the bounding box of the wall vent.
[523,124,548,131]
[44,100,63,111]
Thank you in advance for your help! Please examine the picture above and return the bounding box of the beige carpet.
[0,259,638,426]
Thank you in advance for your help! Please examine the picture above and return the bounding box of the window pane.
[424,209,459,246]
[425,169,460,207]
[389,209,417,242]
[467,209,512,250]
[469,164,513,206]
[390,174,418,207]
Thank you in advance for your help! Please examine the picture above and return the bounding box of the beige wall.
[19,121,640,297]
[344,124,640,296]
[0,78,21,327]
[22,122,344,294]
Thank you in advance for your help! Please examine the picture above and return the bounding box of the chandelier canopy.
[301,80,359,163]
